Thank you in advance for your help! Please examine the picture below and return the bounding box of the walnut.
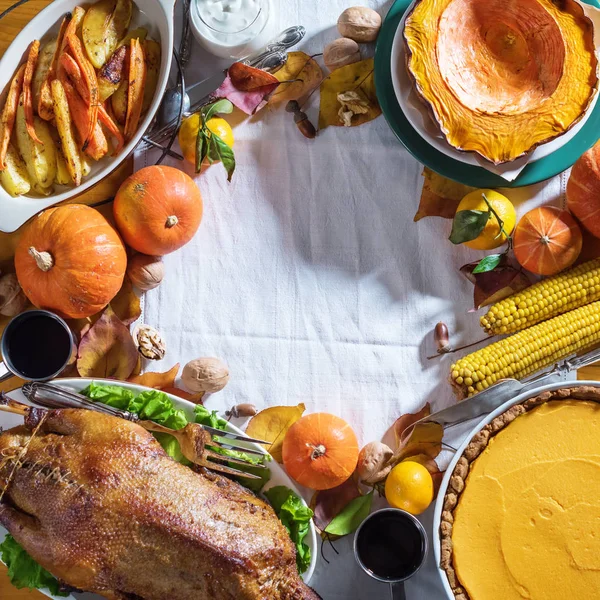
[0,273,28,317]
[324,38,361,71]
[182,358,229,393]
[356,441,393,483]
[127,254,164,291]
[133,324,166,360]
[337,91,370,126]
[337,7,382,42]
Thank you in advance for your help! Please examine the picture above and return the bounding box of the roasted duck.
[0,407,321,600]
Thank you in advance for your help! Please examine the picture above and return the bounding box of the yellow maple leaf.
[319,58,380,129]
[245,403,306,463]
[270,52,323,106]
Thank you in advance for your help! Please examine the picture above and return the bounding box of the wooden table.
[0,0,132,595]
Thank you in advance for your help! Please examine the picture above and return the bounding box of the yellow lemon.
[385,461,434,515]
[456,189,516,250]
[178,114,234,165]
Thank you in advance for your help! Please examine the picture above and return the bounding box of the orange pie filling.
[452,400,600,599]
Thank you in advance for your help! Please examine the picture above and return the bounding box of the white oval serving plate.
[0,0,176,234]
[432,379,600,599]
[0,378,318,598]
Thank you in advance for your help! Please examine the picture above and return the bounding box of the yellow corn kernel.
[480,258,600,336]
[452,301,600,399]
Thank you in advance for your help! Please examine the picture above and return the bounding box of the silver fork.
[14,382,269,480]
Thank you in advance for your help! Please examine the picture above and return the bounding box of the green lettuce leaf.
[264,486,313,574]
[194,404,228,430]
[80,381,135,408]
[0,535,68,596]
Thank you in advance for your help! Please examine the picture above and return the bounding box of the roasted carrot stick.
[66,33,99,150]
[0,64,25,170]
[61,77,108,160]
[38,12,75,120]
[124,38,146,141]
[23,40,42,144]
[59,53,124,153]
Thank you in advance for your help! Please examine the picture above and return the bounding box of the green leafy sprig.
[195,99,236,181]
[449,193,513,274]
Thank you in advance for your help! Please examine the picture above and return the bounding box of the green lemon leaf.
[324,491,373,537]
[449,210,491,245]
[212,134,236,182]
[195,128,208,173]
[202,98,234,122]
[473,253,504,274]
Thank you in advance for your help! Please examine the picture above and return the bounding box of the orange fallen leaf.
[161,386,204,404]
[404,454,444,495]
[392,403,430,446]
[228,62,279,91]
[388,403,443,463]
[129,364,179,389]
[310,476,361,535]
[414,168,474,222]
[110,277,141,325]
[245,403,306,462]
[76,306,137,379]
[270,51,323,106]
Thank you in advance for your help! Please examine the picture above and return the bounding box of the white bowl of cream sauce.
[190,0,277,58]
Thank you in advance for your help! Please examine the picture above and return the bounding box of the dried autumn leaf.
[461,258,532,310]
[161,386,204,403]
[392,403,430,446]
[213,74,278,115]
[110,277,141,325]
[245,403,306,462]
[414,168,475,222]
[76,306,137,379]
[404,454,444,495]
[129,364,179,389]
[270,52,323,105]
[66,316,97,342]
[319,58,380,129]
[228,62,279,91]
[310,476,361,535]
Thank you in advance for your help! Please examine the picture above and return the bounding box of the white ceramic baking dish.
[432,379,600,599]
[0,0,176,233]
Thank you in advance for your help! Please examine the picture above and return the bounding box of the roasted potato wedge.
[81,153,91,177]
[119,27,147,48]
[0,144,31,196]
[50,80,82,186]
[15,97,56,187]
[54,146,71,185]
[142,39,160,114]
[98,44,127,102]
[82,0,132,69]
[111,77,128,125]
[124,38,146,140]
[32,38,56,112]
[32,182,53,196]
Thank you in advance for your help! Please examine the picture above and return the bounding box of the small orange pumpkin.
[282,413,359,491]
[567,143,600,238]
[513,206,582,276]
[113,165,203,255]
[14,205,127,319]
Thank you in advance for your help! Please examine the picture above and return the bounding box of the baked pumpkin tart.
[403,0,599,164]
[440,386,600,600]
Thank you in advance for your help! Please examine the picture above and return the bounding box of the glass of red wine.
[354,508,428,600]
[0,310,76,383]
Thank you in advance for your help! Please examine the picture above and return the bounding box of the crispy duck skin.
[0,408,321,600]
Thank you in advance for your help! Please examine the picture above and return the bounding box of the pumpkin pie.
[440,386,600,600]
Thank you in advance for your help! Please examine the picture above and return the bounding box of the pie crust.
[439,385,600,600]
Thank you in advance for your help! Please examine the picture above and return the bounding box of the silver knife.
[400,344,600,444]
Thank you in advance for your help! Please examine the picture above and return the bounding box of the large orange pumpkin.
[282,413,359,491]
[513,206,582,276]
[567,143,600,238]
[113,165,203,255]
[14,205,127,319]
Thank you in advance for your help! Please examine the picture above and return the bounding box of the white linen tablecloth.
[137,1,568,597]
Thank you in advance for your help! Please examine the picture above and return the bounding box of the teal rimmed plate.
[374,0,600,188]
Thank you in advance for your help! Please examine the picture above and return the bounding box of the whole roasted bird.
[0,407,321,600]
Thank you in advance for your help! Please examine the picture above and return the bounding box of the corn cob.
[480,258,600,335]
[451,300,600,399]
